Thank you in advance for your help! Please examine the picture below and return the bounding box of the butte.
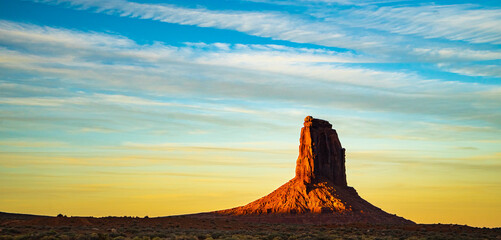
[215,116,412,224]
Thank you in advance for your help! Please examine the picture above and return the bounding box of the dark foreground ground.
[0,212,499,240]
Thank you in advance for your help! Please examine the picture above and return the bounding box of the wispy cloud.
[348,150,501,175]
[27,0,501,81]
[121,142,295,155]
[411,48,501,62]
[438,63,501,78]
[334,4,501,44]
[246,0,405,6]
[0,140,69,148]
[32,0,356,48]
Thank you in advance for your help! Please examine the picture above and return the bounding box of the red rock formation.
[217,116,412,224]
[296,116,346,186]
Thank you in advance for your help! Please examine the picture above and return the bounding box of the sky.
[0,0,500,228]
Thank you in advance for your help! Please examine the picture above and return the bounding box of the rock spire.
[295,116,347,186]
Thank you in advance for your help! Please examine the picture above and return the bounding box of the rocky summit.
[217,116,412,224]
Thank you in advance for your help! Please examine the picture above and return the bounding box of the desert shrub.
[192,232,214,240]
[74,234,89,240]
[127,228,140,234]
[40,236,56,240]
[263,233,281,240]
[89,233,100,240]
[58,226,71,232]
[108,232,124,238]
[2,229,21,235]
[173,234,197,240]
[230,234,260,240]
[313,233,330,240]
[210,232,222,239]
[294,235,315,240]
[340,236,359,240]
[404,237,425,240]
[13,235,33,240]
[152,233,167,238]
[86,232,113,240]
[57,235,71,240]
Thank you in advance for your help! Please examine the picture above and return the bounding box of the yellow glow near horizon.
[1,145,500,227]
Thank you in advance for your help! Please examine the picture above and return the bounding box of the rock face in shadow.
[216,116,412,224]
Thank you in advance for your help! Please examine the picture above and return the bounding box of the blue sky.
[0,0,500,227]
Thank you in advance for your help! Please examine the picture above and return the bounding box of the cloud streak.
[27,0,501,81]
[32,0,354,47]
[1,20,499,128]
[337,4,501,44]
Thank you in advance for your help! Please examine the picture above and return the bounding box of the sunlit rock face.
[217,116,412,224]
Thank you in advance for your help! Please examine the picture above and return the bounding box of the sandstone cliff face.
[217,116,412,224]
